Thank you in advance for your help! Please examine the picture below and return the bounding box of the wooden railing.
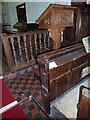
[1,29,53,72]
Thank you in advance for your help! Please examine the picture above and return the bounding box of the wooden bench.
[77,86,90,119]
[37,43,90,114]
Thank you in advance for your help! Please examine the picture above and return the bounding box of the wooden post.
[17,36,23,62]
[77,86,90,119]
[48,28,61,49]
[1,34,13,71]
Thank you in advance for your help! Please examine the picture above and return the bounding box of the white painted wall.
[5,1,90,31]
[54,0,71,5]
[87,0,90,4]
[7,2,23,31]
[6,1,72,31]
[6,2,52,31]
[26,2,51,23]
[26,1,71,23]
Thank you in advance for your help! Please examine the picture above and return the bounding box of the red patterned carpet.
[3,65,48,119]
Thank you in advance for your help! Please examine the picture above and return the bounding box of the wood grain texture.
[37,43,90,114]
[1,29,51,72]
[36,4,76,49]
[77,86,90,119]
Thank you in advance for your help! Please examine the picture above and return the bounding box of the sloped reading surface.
[82,36,90,53]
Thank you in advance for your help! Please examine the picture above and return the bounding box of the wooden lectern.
[36,4,76,49]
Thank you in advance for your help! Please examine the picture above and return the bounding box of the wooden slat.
[31,34,36,58]
[34,33,37,55]
[26,35,31,59]
[39,33,42,53]
[10,37,18,66]
[23,35,29,62]
[17,36,23,62]
[2,29,49,72]
[43,32,46,52]
[77,86,90,119]
[46,32,50,51]
[29,34,34,61]
[1,34,13,71]
[11,59,35,71]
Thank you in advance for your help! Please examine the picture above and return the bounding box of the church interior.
[0,1,90,119]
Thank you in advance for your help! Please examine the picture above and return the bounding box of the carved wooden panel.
[54,10,74,27]
[36,4,76,49]
[38,13,52,28]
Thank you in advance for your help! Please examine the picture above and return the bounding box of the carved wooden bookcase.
[36,4,76,49]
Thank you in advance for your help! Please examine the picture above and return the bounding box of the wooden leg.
[48,29,61,50]
[42,92,50,114]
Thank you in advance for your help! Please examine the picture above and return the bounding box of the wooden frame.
[77,85,90,119]
[16,3,27,23]
[1,29,53,72]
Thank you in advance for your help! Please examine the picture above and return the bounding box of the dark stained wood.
[63,26,76,47]
[88,54,90,66]
[56,73,69,98]
[1,34,13,72]
[31,34,37,58]
[72,4,90,43]
[37,43,90,114]
[1,29,53,72]
[16,3,27,23]
[50,63,69,80]
[34,70,41,83]
[63,4,90,47]
[26,35,31,59]
[77,86,90,119]
[50,80,56,101]
[71,1,87,6]
[14,3,39,32]
[13,22,39,33]
[40,43,83,61]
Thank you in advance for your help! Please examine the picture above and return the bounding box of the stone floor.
[51,77,89,119]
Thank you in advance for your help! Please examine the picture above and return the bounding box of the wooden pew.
[77,86,90,119]
[37,43,90,114]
